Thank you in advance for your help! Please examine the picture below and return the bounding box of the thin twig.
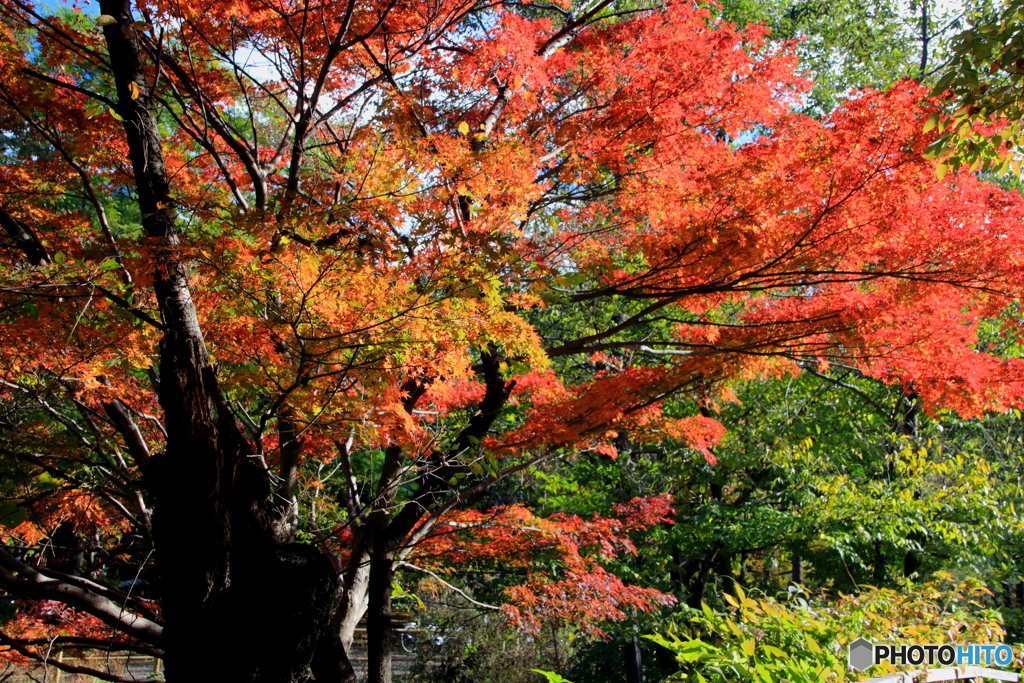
[397,562,500,611]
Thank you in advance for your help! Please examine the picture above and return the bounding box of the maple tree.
[2,0,1024,682]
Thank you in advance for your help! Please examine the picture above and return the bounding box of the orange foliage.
[411,495,676,636]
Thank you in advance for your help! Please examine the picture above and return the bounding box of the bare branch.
[1,635,162,658]
[20,68,117,109]
[335,436,361,520]
[0,631,146,683]
[397,562,500,611]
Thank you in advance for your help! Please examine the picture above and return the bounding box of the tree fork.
[363,354,515,683]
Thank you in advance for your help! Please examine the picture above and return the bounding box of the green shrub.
[648,574,1007,682]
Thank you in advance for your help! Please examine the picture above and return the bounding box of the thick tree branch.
[0,206,50,265]
[0,631,145,683]
[0,546,163,644]
[272,405,303,543]
[102,398,152,470]
[385,352,515,550]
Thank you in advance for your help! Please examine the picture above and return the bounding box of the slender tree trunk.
[683,561,712,609]
[625,634,644,683]
[872,542,887,585]
[360,355,514,683]
[336,553,371,651]
[366,550,396,683]
[919,0,930,80]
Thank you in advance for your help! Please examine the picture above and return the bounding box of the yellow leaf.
[96,14,118,25]
[458,121,470,135]
[128,81,141,100]
[726,619,743,638]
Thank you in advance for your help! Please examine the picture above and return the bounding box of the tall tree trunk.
[683,560,713,609]
[625,634,644,683]
[361,354,514,683]
[99,2,344,680]
[872,542,887,585]
[903,531,923,578]
[366,549,396,683]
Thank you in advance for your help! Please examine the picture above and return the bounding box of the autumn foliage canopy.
[1,0,1023,680]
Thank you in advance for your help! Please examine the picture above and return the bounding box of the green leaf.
[391,584,426,610]
[0,501,25,529]
[931,71,955,96]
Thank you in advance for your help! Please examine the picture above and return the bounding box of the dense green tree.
[927,0,1024,175]
[719,0,985,111]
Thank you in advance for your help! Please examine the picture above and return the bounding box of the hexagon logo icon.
[849,638,874,671]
